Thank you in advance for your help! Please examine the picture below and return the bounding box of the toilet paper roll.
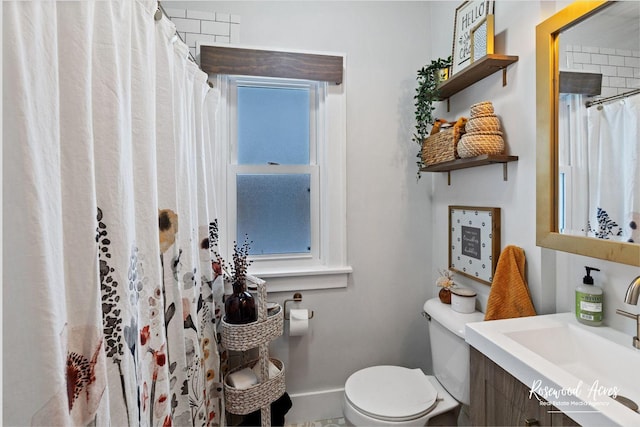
[289,309,309,336]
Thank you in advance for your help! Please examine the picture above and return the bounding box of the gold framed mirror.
[536,1,640,267]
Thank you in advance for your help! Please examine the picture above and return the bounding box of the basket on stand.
[221,278,285,426]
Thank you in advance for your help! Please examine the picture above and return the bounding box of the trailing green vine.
[413,56,452,177]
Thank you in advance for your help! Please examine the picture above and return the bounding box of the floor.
[285,418,346,427]
[283,404,467,426]
[284,410,461,427]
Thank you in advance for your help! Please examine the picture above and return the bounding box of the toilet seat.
[344,365,439,422]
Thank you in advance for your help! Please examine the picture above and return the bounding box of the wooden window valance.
[200,46,343,85]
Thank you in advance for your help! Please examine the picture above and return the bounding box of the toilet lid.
[345,366,438,421]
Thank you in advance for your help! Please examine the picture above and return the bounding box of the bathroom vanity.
[470,348,578,426]
[466,313,640,426]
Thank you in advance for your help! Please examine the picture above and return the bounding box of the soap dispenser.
[575,266,603,326]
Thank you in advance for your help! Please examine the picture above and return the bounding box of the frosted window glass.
[237,174,311,255]
[237,86,310,165]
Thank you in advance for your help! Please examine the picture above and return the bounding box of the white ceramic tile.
[609,76,626,88]
[591,53,608,65]
[616,49,632,57]
[187,9,217,21]
[172,17,200,34]
[617,66,633,78]
[583,63,601,73]
[625,56,640,68]
[186,33,216,48]
[563,52,574,69]
[573,52,591,64]
[216,12,231,23]
[215,35,231,44]
[609,55,625,67]
[600,65,617,76]
[201,20,230,36]
[163,7,185,18]
[626,78,640,89]
[230,14,241,24]
[600,86,617,97]
[230,23,240,44]
[600,47,615,55]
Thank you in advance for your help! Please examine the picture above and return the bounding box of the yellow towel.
[484,245,536,320]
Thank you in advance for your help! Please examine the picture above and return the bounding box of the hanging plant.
[412,56,452,177]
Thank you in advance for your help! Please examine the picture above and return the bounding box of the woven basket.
[224,357,286,415]
[221,305,283,351]
[421,127,464,166]
[469,101,494,117]
[465,115,501,133]
[457,132,504,158]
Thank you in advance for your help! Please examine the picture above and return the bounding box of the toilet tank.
[423,298,484,405]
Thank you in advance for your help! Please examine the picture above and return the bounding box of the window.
[214,53,350,291]
[232,77,317,258]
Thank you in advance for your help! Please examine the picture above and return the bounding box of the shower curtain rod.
[155,2,199,67]
[585,88,640,108]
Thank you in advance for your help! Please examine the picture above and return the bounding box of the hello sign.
[451,1,494,75]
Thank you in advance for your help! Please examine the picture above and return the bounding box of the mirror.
[536,1,640,266]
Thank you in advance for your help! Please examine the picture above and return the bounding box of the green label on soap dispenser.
[575,292,603,323]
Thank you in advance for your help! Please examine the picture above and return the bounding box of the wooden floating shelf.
[421,154,519,185]
[421,154,518,172]
[437,54,519,99]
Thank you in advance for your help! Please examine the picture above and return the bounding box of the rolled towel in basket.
[227,367,259,389]
[252,359,280,380]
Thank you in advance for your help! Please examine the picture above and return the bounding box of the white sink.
[466,313,640,426]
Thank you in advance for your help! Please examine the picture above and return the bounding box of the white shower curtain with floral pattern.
[3,1,226,425]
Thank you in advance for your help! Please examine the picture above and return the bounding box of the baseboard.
[285,388,345,423]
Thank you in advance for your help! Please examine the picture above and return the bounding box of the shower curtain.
[561,93,640,242]
[3,1,226,425]
[586,93,640,243]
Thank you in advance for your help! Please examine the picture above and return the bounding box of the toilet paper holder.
[283,292,314,320]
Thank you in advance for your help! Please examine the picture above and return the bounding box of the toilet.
[343,298,484,426]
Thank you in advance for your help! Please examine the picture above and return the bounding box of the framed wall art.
[449,206,500,285]
[451,0,494,76]
[470,14,495,63]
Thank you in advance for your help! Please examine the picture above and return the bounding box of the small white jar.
[450,287,477,313]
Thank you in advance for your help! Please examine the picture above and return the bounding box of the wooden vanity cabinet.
[470,347,580,426]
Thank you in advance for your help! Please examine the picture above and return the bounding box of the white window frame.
[215,55,351,292]
[558,166,570,234]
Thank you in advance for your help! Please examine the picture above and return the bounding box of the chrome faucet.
[616,276,640,349]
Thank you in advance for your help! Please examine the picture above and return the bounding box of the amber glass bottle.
[224,279,257,324]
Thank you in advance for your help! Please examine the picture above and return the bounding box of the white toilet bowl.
[343,365,458,426]
[342,298,483,426]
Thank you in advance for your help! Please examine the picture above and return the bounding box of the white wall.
[427,0,553,315]
[164,0,436,420]
[166,0,640,421]
[427,0,639,335]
